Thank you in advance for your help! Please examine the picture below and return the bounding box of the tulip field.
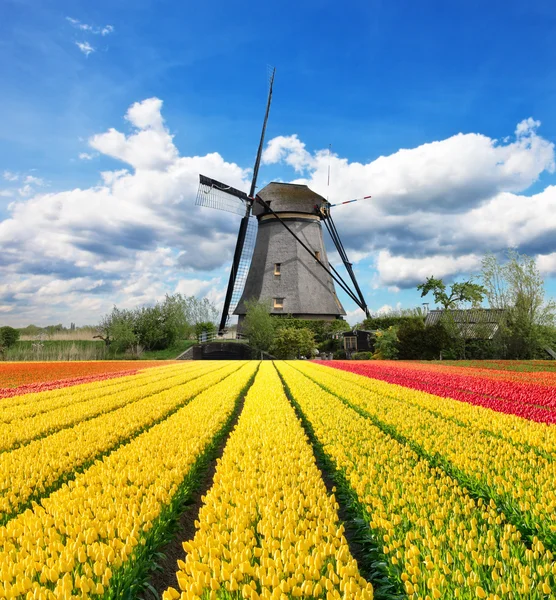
[0,360,555,599]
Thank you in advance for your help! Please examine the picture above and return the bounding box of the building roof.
[425,308,506,339]
[253,182,326,216]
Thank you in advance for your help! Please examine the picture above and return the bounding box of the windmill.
[196,69,370,332]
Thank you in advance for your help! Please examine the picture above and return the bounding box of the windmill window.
[273,298,284,309]
[274,263,281,276]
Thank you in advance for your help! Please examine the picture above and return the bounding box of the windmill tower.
[234,182,345,326]
[196,69,370,332]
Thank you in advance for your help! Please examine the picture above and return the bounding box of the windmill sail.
[196,175,249,216]
[229,216,257,314]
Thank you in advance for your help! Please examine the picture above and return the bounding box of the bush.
[0,326,20,350]
[333,350,347,360]
[351,351,373,360]
[271,327,315,359]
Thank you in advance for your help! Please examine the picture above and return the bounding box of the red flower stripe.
[0,370,141,400]
[0,360,171,391]
[328,361,556,424]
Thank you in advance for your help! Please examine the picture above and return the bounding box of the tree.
[417,277,486,309]
[481,250,556,358]
[271,327,315,359]
[373,326,399,360]
[0,326,20,357]
[242,299,275,357]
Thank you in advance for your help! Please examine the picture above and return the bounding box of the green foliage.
[194,321,216,338]
[0,326,20,350]
[373,326,399,360]
[363,314,424,331]
[481,250,556,359]
[242,299,276,356]
[417,276,486,309]
[271,327,315,359]
[97,294,218,355]
[333,349,347,359]
[274,317,350,344]
[351,351,374,360]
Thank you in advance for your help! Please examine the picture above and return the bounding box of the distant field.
[4,339,195,361]
[19,329,98,341]
[426,359,556,372]
[5,340,107,361]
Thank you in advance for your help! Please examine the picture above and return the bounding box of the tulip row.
[335,360,556,407]
[0,370,140,400]
[0,361,259,599]
[0,361,243,524]
[165,362,374,600]
[276,361,556,599]
[0,362,220,452]
[298,362,556,552]
[331,361,556,423]
[305,361,556,457]
[0,360,168,392]
[435,359,556,376]
[0,362,199,423]
[0,361,197,413]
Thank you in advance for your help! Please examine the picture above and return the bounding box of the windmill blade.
[229,216,258,315]
[196,174,250,216]
[328,194,372,208]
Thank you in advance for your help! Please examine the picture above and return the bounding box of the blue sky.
[2,0,556,326]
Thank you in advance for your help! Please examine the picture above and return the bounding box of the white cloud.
[76,41,95,56]
[67,17,114,36]
[0,190,13,198]
[78,152,94,160]
[24,175,44,186]
[375,251,483,288]
[0,98,250,326]
[2,100,556,327]
[3,171,19,182]
[262,135,314,173]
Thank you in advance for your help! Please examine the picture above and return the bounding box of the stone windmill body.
[196,69,370,332]
[234,182,344,327]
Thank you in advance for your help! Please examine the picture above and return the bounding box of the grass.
[4,339,195,361]
[137,340,195,360]
[5,340,107,361]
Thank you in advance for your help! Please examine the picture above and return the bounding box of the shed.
[424,308,506,340]
[343,329,373,354]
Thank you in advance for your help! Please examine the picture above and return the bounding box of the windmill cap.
[253,182,327,216]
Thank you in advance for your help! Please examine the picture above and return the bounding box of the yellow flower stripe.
[0,361,244,522]
[0,361,259,599]
[0,362,224,452]
[276,361,556,599]
[306,361,556,456]
[295,362,556,544]
[165,362,373,600]
[0,362,204,422]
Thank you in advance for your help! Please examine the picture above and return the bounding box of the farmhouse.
[424,308,506,339]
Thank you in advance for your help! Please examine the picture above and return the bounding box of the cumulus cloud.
[264,120,556,288]
[0,98,250,325]
[2,100,556,326]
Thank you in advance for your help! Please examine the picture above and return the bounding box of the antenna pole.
[219,67,276,332]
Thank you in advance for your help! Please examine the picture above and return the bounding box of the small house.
[342,329,373,355]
